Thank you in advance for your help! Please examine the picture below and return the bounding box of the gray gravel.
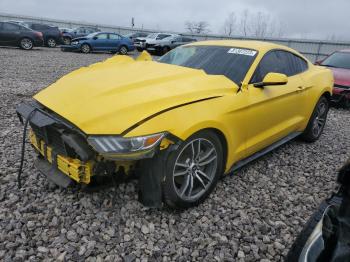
[0,47,349,262]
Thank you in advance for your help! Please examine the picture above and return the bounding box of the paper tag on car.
[228,48,257,56]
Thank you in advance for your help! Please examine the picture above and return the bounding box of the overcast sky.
[1,0,349,40]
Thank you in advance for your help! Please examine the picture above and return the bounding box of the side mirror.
[171,40,176,44]
[254,73,288,88]
[314,60,323,65]
[73,31,77,34]
[92,36,98,40]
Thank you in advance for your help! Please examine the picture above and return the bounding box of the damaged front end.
[16,102,176,206]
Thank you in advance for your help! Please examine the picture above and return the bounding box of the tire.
[136,47,143,52]
[19,38,34,50]
[63,37,71,45]
[46,38,57,48]
[162,46,170,55]
[162,130,224,209]
[301,96,329,142]
[81,44,91,54]
[119,45,128,55]
[342,98,350,109]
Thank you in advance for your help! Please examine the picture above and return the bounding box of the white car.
[134,33,179,51]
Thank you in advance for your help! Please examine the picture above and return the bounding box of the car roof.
[188,40,297,53]
[337,49,350,53]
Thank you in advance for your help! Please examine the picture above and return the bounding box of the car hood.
[328,67,350,87]
[72,37,88,41]
[34,56,237,135]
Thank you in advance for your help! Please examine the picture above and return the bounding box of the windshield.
[86,32,99,38]
[146,33,157,39]
[321,52,350,70]
[158,45,258,85]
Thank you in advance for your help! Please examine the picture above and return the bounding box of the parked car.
[61,32,134,54]
[134,32,177,51]
[286,159,350,262]
[16,40,333,209]
[62,26,100,45]
[125,32,149,42]
[316,50,350,108]
[0,22,43,50]
[146,35,197,55]
[23,22,63,47]
[59,28,71,33]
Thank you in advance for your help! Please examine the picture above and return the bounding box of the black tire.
[81,44,91,54]
[342,98,350,109]
[63,37,71,45]
[46,37,57,48]
[19,37,34,50]
[162,46,170,55]
[119,45,128,55]
[136,47,143,52]
[162,130,224,209]
[301,96,329,142]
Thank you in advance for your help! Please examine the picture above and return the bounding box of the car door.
[91,33,109,50]
[245,50,308,155]
[108,33,122,51]
[0,22,21,46]
[170,37,184,48]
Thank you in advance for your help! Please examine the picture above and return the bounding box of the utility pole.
[131,17,135,28]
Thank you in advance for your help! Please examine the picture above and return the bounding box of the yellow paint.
[33,40,333,174]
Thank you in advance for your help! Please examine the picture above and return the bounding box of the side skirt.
[228,131,302,175]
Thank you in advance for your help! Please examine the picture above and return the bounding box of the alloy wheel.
[47,38,56,48]
[172,138,218,201]
[119,46,128,55]
[81,44,90,53]
[21,38,33,50]
[312,100,327,137]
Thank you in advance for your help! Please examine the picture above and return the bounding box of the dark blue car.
[61,32,135,54]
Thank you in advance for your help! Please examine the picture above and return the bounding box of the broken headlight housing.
[87,133,166,160]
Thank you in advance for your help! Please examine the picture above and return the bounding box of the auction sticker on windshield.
[228,48,257,56]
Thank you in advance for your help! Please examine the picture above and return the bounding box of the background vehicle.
[146,35,197,55]
[134,32,177,51]
[17,40,333,209]
[61,32,134,54]
[62,26,100,45]
[0,21,43,50]
[23,22,63,47]
[125,32,149,42]
[286,159,350,262]
[316,50,350,108]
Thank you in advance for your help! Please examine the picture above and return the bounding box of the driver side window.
[251,51,288,83]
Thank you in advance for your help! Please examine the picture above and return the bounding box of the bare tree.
[185,21,210,34]
[239,9,250,37]
[222,12,237,36]
[251,12,269,38]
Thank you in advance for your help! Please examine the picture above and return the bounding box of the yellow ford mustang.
[16,40,333,209]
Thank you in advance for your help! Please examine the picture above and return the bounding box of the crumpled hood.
[34,56,237,135]
[328,67,350,87]
[72,37,88,41]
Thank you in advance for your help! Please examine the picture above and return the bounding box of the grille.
[30,123,67,156]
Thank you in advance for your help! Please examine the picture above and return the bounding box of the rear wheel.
[119,45,128,55]
[301,96,329,142]
[163,131,224,209]
[19,38,33,50]
[46,38,57,48]
[342,98,350,109]
[81,44,91,54]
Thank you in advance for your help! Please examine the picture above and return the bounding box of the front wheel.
[20,38,33,50]
[119,45,128,55]
[162,131,224,209]
[81,44,91,54]
[63,37,71,45]
[301,96,329,142]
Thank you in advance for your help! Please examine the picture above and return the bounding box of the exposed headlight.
[71,41,79,45]
[87,133,166,159]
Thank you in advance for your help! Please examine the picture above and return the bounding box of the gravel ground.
[0,47,349,262]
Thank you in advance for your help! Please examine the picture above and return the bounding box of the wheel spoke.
[195,172,207,188]
[199,155,217,166]
[187,175,194,197]
[196,140,201,160]
[197,170,212,182]
[180,175,190,196]
[191,142,195,161]
[198,148,215,163]
[175,162,189,168]
[174,170,189,177]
